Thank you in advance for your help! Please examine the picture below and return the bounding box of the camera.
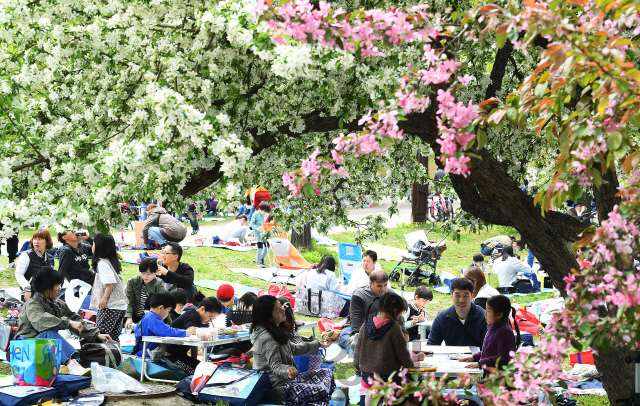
[75,230,89,237]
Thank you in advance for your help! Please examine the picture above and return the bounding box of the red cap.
[217,284,235,301]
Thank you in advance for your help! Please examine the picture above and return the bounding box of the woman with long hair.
[492,246,531,287]
[463,266,499,309]
[91,232,129,339]
[250,295,330,404]
[15,229,55,301]
[301,254,339,291]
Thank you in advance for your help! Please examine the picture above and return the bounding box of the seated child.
[470,253,486,272]
[169,288,205,321]
[405,286,433,341]
[238,292,258,310]
[166,297,223,375]
[125,258,167,329]
[133,291,197,358]
[459,294,520,369]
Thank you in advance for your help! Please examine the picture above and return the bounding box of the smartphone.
[157,259,163,267]
[75,230,89,237]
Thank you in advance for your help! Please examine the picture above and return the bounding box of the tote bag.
[10,338,62,387]
[294,288,346,319]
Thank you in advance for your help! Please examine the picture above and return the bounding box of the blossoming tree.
[259,0,640,401]
[1,0,640,400]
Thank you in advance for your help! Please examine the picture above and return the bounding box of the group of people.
[13,227,205,375]
[9,224,532,406]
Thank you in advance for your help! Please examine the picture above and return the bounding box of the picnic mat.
[312,235,339,246]
[182,237,257,251]
[362,243,406,262]
[229,267,306,285]
[195,280,261,295]
[119,251,143,264]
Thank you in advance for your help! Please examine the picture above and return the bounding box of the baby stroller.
[389,223,449,289]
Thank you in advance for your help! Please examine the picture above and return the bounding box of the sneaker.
[7,262,16,269]
[191,229,199,235]
[258,262,266,268]
[66,359,91,376]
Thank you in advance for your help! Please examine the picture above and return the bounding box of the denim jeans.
[338,326,352,352]
[147,227,166,245]
[186,211,199,231]
[480,243,501,256]
[527,248,535,268]
[36,330,77,363]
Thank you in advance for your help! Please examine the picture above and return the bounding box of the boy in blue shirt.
[134,291,197,357]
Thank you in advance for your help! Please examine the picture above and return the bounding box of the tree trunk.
[593,344,634,403]
[291,223,312,251]
[412,152,430,223]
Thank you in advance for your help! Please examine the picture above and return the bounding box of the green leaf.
[571,339,583,352]
[302,183,315,197]
[534,82,548,99]
[569,184,583,202]
[606,130,622,151]
[476,128,487,149]
[614,144,628,159]
[496,32,507,48]
[338,118,343,130]
[579,322,592,336]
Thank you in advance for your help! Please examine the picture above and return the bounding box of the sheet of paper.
[418,345,473,354]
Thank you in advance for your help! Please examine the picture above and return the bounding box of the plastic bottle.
[330,386,347,406]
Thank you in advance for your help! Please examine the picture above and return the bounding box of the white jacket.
[344,263,387,294]
[493,256,531,287]
[475,283,500,300]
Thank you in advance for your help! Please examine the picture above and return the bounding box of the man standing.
[58,231,95,286]
[427,278,487,347]
[157,242,197,304]
[338,270,401,352]
[344,250,389,294]
[58,230,96,309]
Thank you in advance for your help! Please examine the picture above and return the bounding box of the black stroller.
[389,223,449,289]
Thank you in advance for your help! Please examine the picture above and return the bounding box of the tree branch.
[485,41,514,100]
[11,159,48,172]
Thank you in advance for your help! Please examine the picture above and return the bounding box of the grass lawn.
[0,222,607,405]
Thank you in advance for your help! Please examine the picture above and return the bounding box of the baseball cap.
[217,284,235,301]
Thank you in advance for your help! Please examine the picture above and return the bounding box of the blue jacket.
[427,302,488,348]
[250,211,266,240]
[135,311,188,356]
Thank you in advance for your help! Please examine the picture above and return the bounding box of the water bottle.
[330,386,346,406]
[533,302,542,319]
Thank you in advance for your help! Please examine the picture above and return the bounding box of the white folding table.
[139,321,317,383]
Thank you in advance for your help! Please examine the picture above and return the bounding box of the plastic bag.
[91,362,149,393]
[190,362,218,393]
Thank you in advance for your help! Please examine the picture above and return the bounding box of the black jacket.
[57,240,95,286]
[161,262,195,290]
[167,308,206,355]
[427,302,488,347]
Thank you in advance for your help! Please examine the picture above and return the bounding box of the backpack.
[79,340,123,368]
[513,278,534,294]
